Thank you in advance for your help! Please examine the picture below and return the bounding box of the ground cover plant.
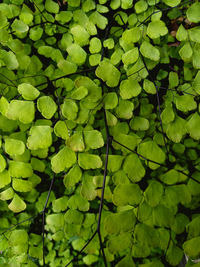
[0,0,200,266]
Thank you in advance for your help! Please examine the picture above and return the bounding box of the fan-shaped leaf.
[4,138,25,156]
[123,154,145,182]
[51,146,76,173]
[78,153,102,169]
[113,184,142,206]
[18,83,40,100]
[6,100,35,124]
[95,61,121,87]
[8,193,26,213]
[0,170,10,189]
[84,130,104,149]
[27,125,52,150]
[37,96,57,119]
[137,141,165,169]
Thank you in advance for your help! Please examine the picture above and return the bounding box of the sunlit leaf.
[51,146,76,173]
[4,138,25,156]
[8,193,26,213]
[37,96,57,119]
[78,153,102,169]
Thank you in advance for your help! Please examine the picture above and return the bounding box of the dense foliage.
[0,0,200,266]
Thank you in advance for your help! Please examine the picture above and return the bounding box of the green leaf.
[0,153,6,173]
[45,0,59,13]
[152,205,174,228]
[135,0,148,13]
[80,174,97,200]
[27,125,52,150]
[89,37,102,53]
[179,42,193,62]
[70,25,90,46]
[54,120,69,140]
[0,187,14,200]
[12,178,32,192]
[122,47,139,65]
[78,153,102,169]
[4,138,25,156]
[71,86,88,100]
[95,60,121,87]
[140,41,160,61]
[84,130,104,149]
[193,70,200,95]
[52,196,68,213]
[162,0,181,7]
[134,223,160,247]
[169,71,179,88]
[1,51,19,70]
[8,229,28,246]
[0,170,11,189]
[31,157,45,172]
[104,209,136,235]
[67,131,85,152]
[144,181,163,207]
[29,27,43,41]
[115,255,136,267]
[63,164,82,188]
[159,169,180,185]
[105,155,124,172]
[183,237,200,260]
[137,141,165,169]
[113,133,140,153]
[8,193,26,213]
[12,19,28,33]
[83,255,98,265]
[104,92,118,109]
[176,24,188,41]
[37,96,57,119]
[64,209,83,224]
[51,146,76,173]
[89,10,108,30]
[0,11,7,28]
[68,194,89,211]
[6,100,35,124]
[67,44,87,65]
[186,2,200,23]
[120,79,141,99]
[166,242,183,266]
[18,83,40,100]
[55,11,73,24]
[147,20,168,39]
[89,53,101,66]
[57,59,77,75]
[188,27,200,43]
[113,184,142,206]
[132,242,151,258]
[123,154,145,182]
[171,213,189,235]
[9,160,33,178]
[122,27,141,43]
[166,116,187,143]
[108,232,132,254]
[61,99,78,120]
[115,99,134,119]
[175,95,196,112]
[143,79,156,94]
[186,112,200,140]
[130,116,149,131]
[186,215,200,239]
